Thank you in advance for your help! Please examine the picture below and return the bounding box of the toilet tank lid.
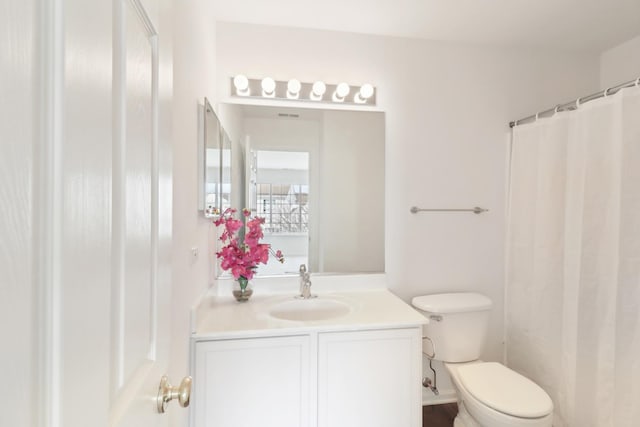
[411,293,492,313]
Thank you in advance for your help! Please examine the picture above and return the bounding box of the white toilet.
[412,293,553,427]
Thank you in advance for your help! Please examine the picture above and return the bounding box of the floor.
[422,403,458,427]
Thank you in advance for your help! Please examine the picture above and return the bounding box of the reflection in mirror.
[200,98,222,217]
[254,150,310,275]
[220,129,232,212]
[220,104,385,277]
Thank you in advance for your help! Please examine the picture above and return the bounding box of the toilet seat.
[446,362,553,427]
[457,362,553,418]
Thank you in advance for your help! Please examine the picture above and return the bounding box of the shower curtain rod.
[509,76,640,128]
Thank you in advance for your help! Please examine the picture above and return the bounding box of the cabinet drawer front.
[318,328,422,427]
[193,336,310,427]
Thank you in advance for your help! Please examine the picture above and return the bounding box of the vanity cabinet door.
[317,328,422,427]
[192,335,311,427]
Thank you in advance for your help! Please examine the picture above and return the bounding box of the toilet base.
[453,401,480,427]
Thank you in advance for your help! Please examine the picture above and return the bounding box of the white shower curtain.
[506,84,640,427]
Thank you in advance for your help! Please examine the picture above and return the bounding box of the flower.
[214,208,285,287]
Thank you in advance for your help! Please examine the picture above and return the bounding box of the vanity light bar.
[230,75,377,106]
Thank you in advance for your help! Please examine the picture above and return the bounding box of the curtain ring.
[603,87,611,97]
[636,77,640,87]
[575,98,581,109]
[554,105,560,114]
[535,112,540,121]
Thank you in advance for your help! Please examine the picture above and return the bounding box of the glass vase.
[232,277,253,302]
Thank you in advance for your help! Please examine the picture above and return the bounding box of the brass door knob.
[157,375,192,413]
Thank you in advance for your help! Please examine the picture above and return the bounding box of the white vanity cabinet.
[191,327,422,427]
[317,328,422,427]
[191,335,311,427]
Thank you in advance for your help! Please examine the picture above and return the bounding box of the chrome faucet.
[299,264,307,295]
[298,264,316,299]
[301,273,313,299]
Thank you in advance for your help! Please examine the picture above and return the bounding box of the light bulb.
[359,84,374,99]
[354,83,374,104]
[261,77,276,97]
[287,79,301,99]
[310,81,326,101]
[336,83,350,98]
[233,74,250,96]
[333,82,350,102]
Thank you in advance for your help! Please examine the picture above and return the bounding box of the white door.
[1,0,179,426]
[111,0,175,424]
[1,0,42,425]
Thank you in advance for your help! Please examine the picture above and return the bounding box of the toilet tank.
[412,293,492,363]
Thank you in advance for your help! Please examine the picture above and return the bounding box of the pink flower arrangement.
[214,208,284,290]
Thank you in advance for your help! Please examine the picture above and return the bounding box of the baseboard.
[422,387,457,406]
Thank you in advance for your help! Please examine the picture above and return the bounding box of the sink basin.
[268,297,352,321]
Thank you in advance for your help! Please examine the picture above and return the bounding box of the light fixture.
[310,81,327,101]
[287,79,301,99]
[261,77,276,97]
[354,83,374,103]
[229,76,376,105]
[332,82,350,102]
[233,74,250,96]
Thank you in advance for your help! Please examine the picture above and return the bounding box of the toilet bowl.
[446,362,553,427]
[411,293,553,427]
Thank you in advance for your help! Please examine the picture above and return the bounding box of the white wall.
[600,35,640,88]
[170,2,217,425]
[216,22,600,363]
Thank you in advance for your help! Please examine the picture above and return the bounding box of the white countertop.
[192,289,427,340]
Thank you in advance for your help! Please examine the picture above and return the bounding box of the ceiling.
[214,0,640,52]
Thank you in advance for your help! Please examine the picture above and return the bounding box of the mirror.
[199,97,231,217]
[219,104,385,277]
[220,128,232,212]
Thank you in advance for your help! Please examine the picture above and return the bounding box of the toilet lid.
[458,362,553,418]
